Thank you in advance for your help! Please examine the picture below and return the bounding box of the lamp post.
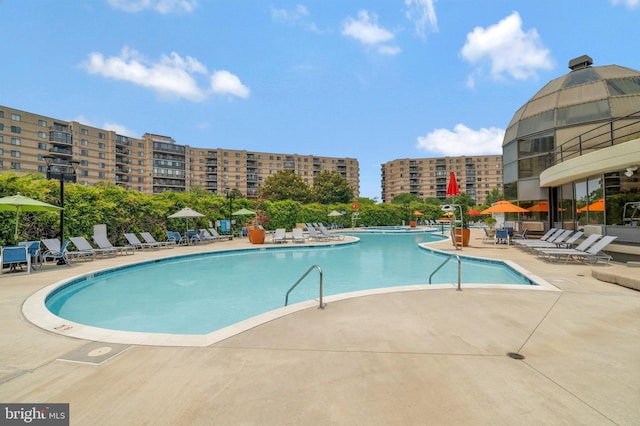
[43,155,79,260]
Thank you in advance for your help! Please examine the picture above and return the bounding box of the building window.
[81,139,88,146]
[11,162,20,170]
[81,149,88,156]
[98,172,106,179]
[80,160,89,166]
[81,129,89,135]
[11,138,21,146]
[38,142,47,150]
[99,153,105,159]
[99,133,105,139]
[38,131,47,139]
[11,113,21,121]
[99,163,105,169]
[38,119,47,127]
[81,170,89,177]
[98,142,105,149]
[11,126,21,133]
[38,165,46,173]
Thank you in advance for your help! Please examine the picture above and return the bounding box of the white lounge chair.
[70,236,117,257]
[528,231,584,252]
[208,228,229,241]
[513,228,562,247]
[318,223,344,240]
[271,228,288,243]
[518,230,575,251]
[42,238,95,263]
[307,227,329,241]
[291,228,306,243]
[536,234,605,263]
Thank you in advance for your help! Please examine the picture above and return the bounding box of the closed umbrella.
[446,171,460,198]
[480,201,529,214]
[168,207,205,234]
[0,193,62,243]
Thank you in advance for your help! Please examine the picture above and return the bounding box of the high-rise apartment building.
[0,105,360,198]
[381,155,503,204]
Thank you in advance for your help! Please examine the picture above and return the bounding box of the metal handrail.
[428,254,462,291]
[551,109,640,166]
[285,264,325,309]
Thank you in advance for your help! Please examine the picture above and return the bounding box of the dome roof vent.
[568,55,593,71]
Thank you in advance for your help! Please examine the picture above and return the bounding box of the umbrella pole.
[14,209,20,243]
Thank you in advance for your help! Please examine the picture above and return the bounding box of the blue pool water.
[46,232,535,335]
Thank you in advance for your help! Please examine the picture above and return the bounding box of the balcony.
[49,147,72,157]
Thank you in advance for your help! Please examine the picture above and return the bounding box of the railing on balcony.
[550,109,640,166]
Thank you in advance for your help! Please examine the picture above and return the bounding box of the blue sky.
[2,0,639,199]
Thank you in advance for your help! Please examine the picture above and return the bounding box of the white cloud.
[103,122,138,138]
[404,0,438,39]
[107,0,198,14]
[416,124,505,156]
[74,115,138,138]
[378,45,402,56]
[461,12,553,81]
[611,0,640,8]
[82,46,249,101]
[210,70,250,99]
[342,10,394,45]
[271,4,320,33]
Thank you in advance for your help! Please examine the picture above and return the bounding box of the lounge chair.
[167,231,188,245]
[42,238,94,263]
[511,228,528,240]
[197,229,217,243]
[536,234,603,262]
[93,235,136,255]
[291,228,306,243]
[124,233,161,250]
[187,229,202,245]
[271,228,288,243]
[318,223,344,240]
[528,231,584,252]
[1,246,30,275]
[307,227,329,241]
[513,228,564,247]
[140,231,175,248]
[518,230,575,251]
[70,236,118,258]
[208,228,229,241]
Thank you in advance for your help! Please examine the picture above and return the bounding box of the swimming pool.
[43,232,537,336]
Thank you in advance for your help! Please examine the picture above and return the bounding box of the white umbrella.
[168,207,205,235]
[327,210,344,217]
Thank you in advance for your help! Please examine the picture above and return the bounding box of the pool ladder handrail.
[428,254,462,291]
[285,264,326,309]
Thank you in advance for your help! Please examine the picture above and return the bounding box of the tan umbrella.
[480,200,529,214]
[168,207,205,234]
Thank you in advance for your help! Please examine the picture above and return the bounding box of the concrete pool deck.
[1,229,638,425]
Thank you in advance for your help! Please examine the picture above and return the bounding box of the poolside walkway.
[1,229,638,425]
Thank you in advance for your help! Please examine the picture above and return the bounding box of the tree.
[260,170,312,203]
[312,170,354,204]
[391,193,421,205]
[486,188,504,205]
[424,197,442,205]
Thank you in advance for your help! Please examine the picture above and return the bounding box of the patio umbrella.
[468,209,481,216]
[480,200,529,214]
[577,198,604,213]
[0,193,62,243]
[168,207,205,234]
[527,201,549,212]
[232,208,256,216]
[446,171,460,198]
[327,210,344,217]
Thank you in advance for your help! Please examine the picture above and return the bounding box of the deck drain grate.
[507,352,525,360]
[57,342,131,366]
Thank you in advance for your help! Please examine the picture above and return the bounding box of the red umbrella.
[468,209,481,216]
[446,171,460,197]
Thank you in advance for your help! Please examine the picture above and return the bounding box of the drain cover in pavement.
[57,342,131,365]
